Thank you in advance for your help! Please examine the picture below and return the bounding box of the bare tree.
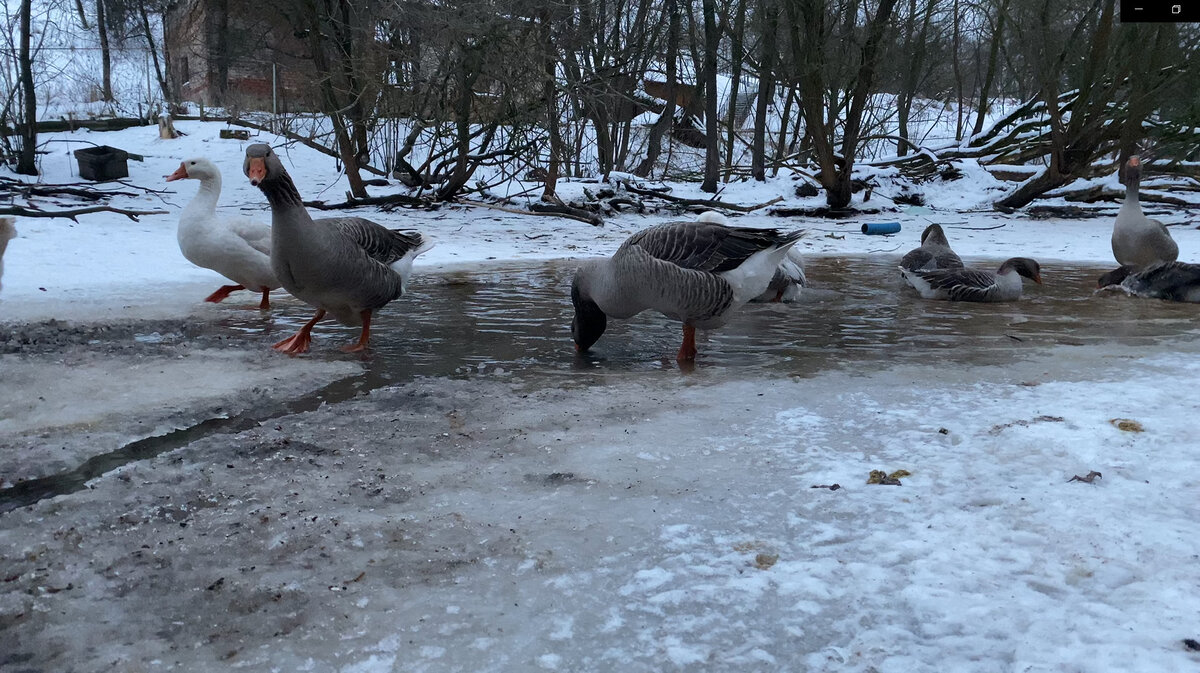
[750,0,778,180]
[785,0,899,208]
[15,0,37,175]
[700,0,720,192]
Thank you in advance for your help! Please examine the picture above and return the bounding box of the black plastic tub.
[74,145,129,181]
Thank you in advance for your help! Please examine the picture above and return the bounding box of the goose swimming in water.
[244,144,433,354]
[901,257,1042,302]
[1097,261,1200,303]
[571,212,803,361]
[1111,156,1178,268]
[900,223,963,274]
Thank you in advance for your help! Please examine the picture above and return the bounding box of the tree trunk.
[16,0,37,176]
[95,0,113,101]
[303,2,368,199]
[751,0,777,181]
[136,0,171,104]
[951,0,963,141]
[540,14,561,200]
[972,0,1006,137]
[722,0,747,178]
[700,0,720,193]
[634,0,680,177]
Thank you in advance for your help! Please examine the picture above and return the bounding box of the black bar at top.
[1120,0,1200,22]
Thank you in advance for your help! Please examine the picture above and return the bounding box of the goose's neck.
[579,259,614,302]
[181,175,222,221]
[259,173,306,211]
[1118,177,1137,206]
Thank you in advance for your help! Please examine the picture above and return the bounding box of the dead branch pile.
[0,176,168,221]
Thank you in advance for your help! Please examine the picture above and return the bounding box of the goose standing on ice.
[901,257,1042,302]
[244,144,433,354]
[1097,262,1200,302]
[571,211,803,361]
[0,217,15,293]
[167,158,281,309]
[1111,156,1178,268]
[900,223,963,273]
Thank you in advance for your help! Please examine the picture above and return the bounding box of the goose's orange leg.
[273,309,326,355]
[341,310,373,353]
[258,288,271,311]
[676,324,698,362]
[205,284,245,303]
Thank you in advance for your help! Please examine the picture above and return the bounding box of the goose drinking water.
[571,212,803,361]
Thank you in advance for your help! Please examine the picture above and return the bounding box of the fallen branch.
[0,205,168,221]
[303,193,428,210]
[620,182,783,213]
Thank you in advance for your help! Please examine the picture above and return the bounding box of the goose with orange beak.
[166,157,280,309]
[1111,156,1178,268]
[244,144,433,354]
[901,257,1043,302]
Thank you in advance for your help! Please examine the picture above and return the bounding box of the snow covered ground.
[1,122,1199,672]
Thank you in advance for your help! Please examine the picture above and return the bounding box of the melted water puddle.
[236,255,1200,376]
[3,255,1197,511]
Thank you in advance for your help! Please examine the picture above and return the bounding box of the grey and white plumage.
[900,223,963,273]
[1097,262,1200,303]
[901,257,1042,302]
[571,211,803,360]
[244,144,433,353]
[753,246,807,302]
[0,217,15,294]
[1111,156,1178,268]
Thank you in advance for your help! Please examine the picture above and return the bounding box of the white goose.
[571,211,803,361]
[1111,156,1178,268]
[1097,262,1200,302]
[244,144,433,354]
[166,157,280,309]
[901,257,1042,302]
[0,217,15,294]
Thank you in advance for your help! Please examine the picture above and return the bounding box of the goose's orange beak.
[246,157,266,186]
[164,163,187,182]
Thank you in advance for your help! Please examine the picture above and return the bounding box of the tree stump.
[158,115,178,139]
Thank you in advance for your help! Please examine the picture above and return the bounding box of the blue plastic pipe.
[861,222,901,235]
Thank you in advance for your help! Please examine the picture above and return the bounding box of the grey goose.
[244,144,433,354]
[1097,262,1200,302]
[901,257,1042,302]
[1111,156,1178,268]
[571,211,803,361]
[900,223,963,274]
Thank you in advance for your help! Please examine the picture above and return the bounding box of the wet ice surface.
[2,256,1200,672]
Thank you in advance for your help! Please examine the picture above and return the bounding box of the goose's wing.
[900,248,933,272]
[227,216,272,257]
[1130,261,1200,300]
[1147,219,1180,262]
[934,248,964,269]
[918,267,1001,302]
[626,222,800,273]
[325,216,428,266]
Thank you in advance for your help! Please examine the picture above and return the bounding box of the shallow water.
[4,255,1198,510]
[230,255,1200,379]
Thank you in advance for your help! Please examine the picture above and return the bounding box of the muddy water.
[232,255,1200,379]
